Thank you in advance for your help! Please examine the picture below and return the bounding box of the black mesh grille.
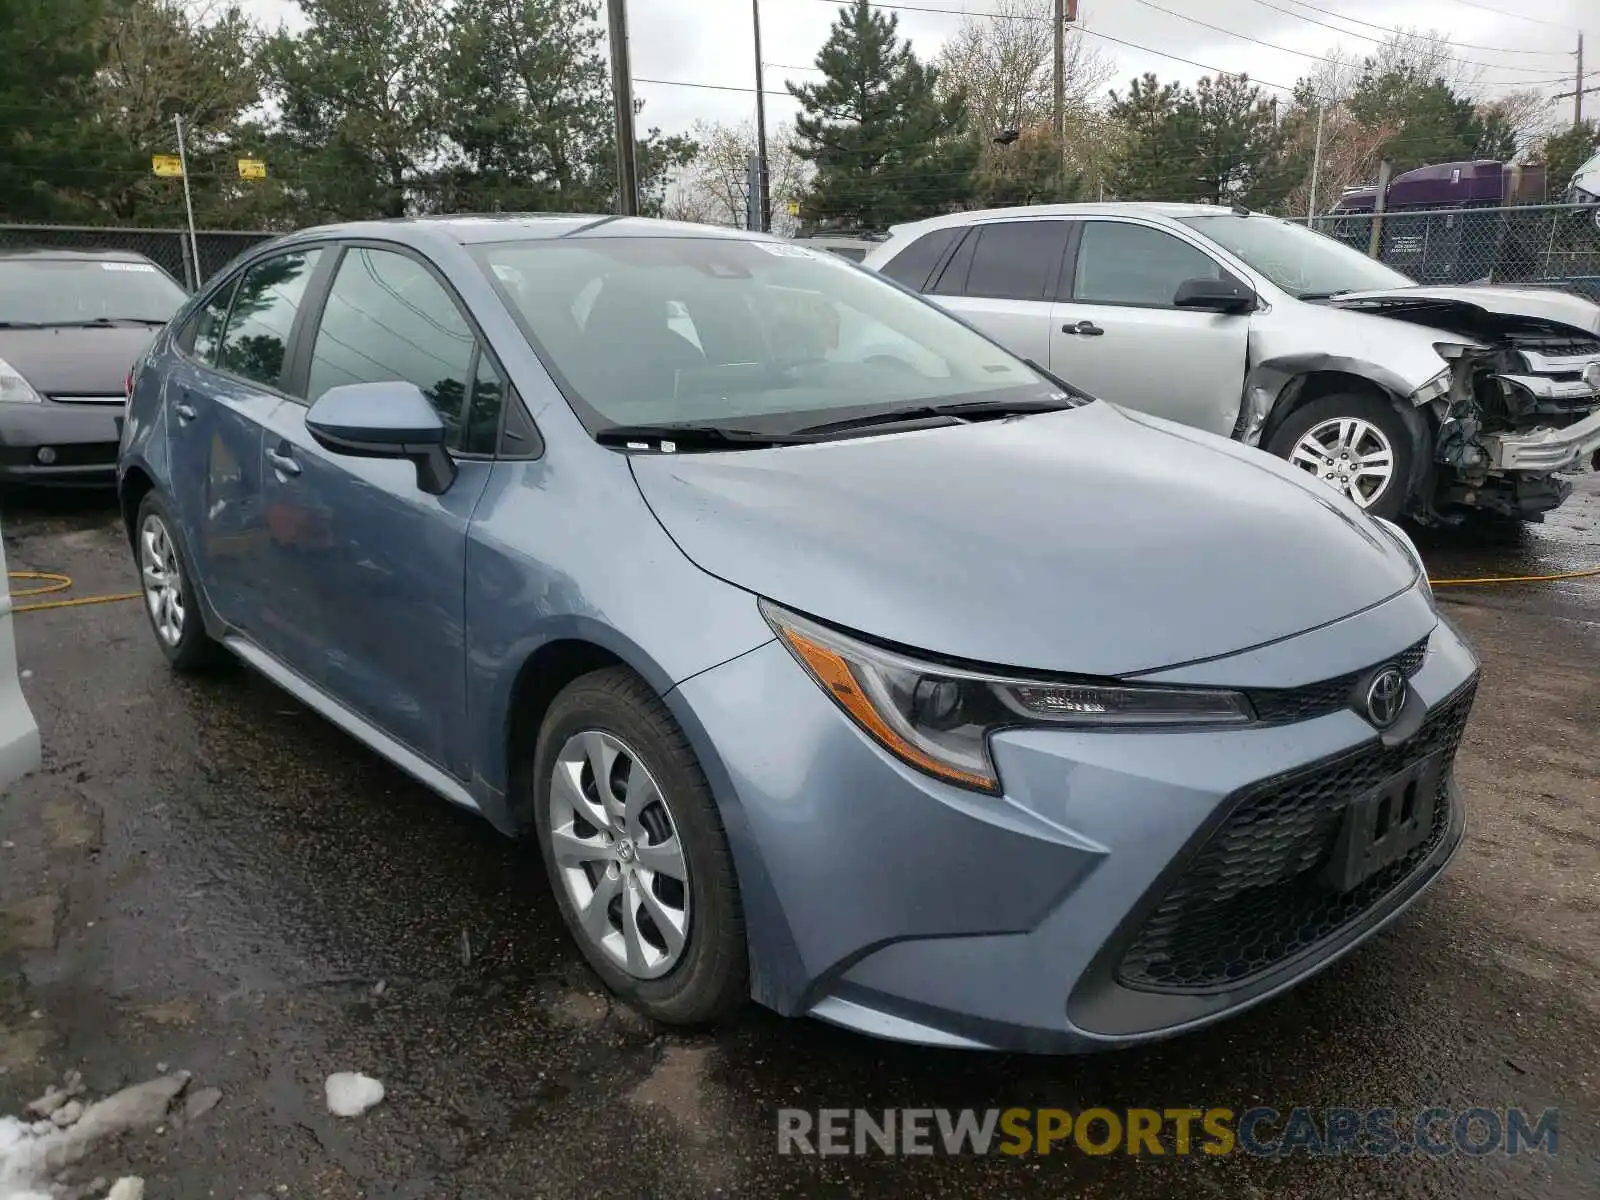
[1115,680,1476,993]
[1247,638,1429,725]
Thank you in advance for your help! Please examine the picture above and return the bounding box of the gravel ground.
[0,478,1596,1199]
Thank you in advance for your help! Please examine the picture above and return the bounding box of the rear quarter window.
[877,228,959,291]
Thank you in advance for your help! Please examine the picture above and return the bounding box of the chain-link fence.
[0,224,279,290]
[1295,204,1600,303]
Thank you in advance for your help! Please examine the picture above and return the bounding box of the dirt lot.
[1,479,1596,1199]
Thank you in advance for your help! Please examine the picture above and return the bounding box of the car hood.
[0,326,158,396]
[1330,285,1600,339]
[628,402,1418,677]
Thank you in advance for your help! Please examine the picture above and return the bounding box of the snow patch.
[325,1073,384,1118]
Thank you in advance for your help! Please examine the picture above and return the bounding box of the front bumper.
[672,585,1478,1053]
[1484,406,1600,472]
[0,400,123,483]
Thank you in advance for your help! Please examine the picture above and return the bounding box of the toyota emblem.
[1585,361,1600,391]
[1364,666,1407,729]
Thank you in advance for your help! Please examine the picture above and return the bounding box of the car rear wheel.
[1267,393,1414,520]
[531,666,747,1025]
[135,493,225,672]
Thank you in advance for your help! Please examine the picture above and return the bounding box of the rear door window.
[214,250,323,388]
[960,222,1071,301]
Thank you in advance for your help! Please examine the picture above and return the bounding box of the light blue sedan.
[117,216,1479,1051]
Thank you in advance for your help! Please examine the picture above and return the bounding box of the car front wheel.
[1267,392,1415,520]
[530,666,747,1025]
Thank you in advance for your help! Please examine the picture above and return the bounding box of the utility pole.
[1053,0,1065,148]
[745,152,761,231]
[1368,157,1392,260]
[752,0,772,232]
[172,115,201,290]
[1578,33,1585,127]
[1307,103,1324,222]
[1554,33,1598,128]
[605,0,640,215]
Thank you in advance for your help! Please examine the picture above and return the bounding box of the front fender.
[1239,353,1426,447]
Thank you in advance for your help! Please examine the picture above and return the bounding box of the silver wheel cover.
[1288,416,1395,509]
[139,513,186,647]
[548,730,691,979]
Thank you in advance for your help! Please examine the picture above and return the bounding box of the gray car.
[863,204,1600,523]
[119,216,1479,1051]
[0,249,188,483]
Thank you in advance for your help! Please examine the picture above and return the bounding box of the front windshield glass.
[475,236,1054,431]
[1179,215,1416,298]
[0,258,187,325]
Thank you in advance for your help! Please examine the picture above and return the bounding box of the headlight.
[761,601,1254,793]
[0,355,43,403]
[1374,517,1433,607]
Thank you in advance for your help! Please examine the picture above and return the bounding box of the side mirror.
[1173,276,1256,314]
[305,381,457,495]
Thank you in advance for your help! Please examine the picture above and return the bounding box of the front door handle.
[266,447,302,478]
[174,402,197,423]
[1061,320,1104,337]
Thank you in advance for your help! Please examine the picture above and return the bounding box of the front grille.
[1116,679,1476,993]
[1247,638,1428,725]
[1513,335,1600,359]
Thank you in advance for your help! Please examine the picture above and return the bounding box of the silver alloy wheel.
[549,730,691,980]
[1288,416,1395,508]
[139,513,186,647]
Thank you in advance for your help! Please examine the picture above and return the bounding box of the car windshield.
[1179,215,1416,299]
[0,258,187,326]
[475,236,1055,433]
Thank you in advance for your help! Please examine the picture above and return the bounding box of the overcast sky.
[242,0,1596,134]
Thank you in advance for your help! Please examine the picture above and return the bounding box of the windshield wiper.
[36,316,170,328]
[0,320,43,328]
[594,423,810,451]
[1297,289,1355,301]
[791,395,1076,437]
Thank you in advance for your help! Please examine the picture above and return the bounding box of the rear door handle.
[174,402,197,423]
[266,447,302,478]
[1061,320,1104,337]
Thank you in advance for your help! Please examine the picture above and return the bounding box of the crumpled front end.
[1431,328,1600,517]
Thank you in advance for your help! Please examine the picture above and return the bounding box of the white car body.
[863,202,1600,522]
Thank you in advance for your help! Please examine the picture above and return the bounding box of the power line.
[1442,0,1580,31]
[635,75,795,99]
[1126,0,1572,80]
[1251,0,1571,58]
[789,0,1301,92]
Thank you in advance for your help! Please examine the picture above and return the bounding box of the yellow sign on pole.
[237,158,267,180]
[151,155,184,178]
[785,200,801,217]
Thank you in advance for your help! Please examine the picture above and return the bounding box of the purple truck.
[1327,160,1600,300]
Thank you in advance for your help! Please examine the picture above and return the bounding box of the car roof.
[0,247,159,264]
[883,202,1244,238]
[274,213,785,249]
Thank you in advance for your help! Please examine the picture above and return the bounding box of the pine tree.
[789,0,975,229]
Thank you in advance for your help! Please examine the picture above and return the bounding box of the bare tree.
[669,119,809,235]
[935,0,1113,203]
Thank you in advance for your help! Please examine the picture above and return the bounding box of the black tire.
[530,666,747,1025]
[134,491,226,672]
[1266,392,1416,520]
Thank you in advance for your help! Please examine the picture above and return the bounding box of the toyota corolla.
[117,216,1478,1051]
